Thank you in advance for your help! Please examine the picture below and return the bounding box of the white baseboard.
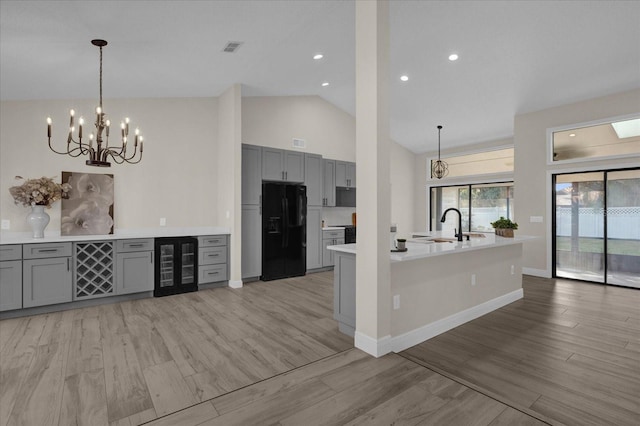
[354,332,392,358]
[228,280,243,289]
[390,288,524,353]
[523,267,550,278]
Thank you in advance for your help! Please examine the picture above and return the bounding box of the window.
[429,147,513,179]
[430,182,514,233]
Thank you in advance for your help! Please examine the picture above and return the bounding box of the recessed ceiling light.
[322,82,330,87]
[569,133,576,137]
[400,75,409,82]
[313,53,324,60]
[448,53,459,61]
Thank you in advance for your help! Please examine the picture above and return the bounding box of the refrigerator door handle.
[281,198,287,248]
[283,197,290,248]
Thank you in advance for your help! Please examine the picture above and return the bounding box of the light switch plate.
[1,219,10,230]
[530,216,543,223]
[159,218,166,226]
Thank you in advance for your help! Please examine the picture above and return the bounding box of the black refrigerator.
[261,183,307,281]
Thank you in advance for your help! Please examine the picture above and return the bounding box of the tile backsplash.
[322,207,356,227]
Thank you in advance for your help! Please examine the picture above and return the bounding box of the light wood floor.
[0,272,637,425]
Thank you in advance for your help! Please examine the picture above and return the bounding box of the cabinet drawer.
[0,245,22,261]
[198,235,227,247]
[199,264,227,284]
[323,230,344,239]
[199,246,227,265]
[116,239,154,253]
[23,243,72,259]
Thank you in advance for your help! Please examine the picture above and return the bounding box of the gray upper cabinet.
[304,153,323,206]
[335,161,356,188]
[323,159,336,207]
[242,144,262,205]
[262,147,304,182]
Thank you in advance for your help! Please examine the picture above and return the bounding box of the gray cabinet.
[116,239,154,295]
[262,147,304,182]
[23,242,73,308]
[242,205,261,279]
[242,144,262,205]
[305,153,324,206]
[306,207,323,270]
[198,235,229,284]
[322,229,345,267]
[336,161,356,188]
[0,244,22,311]
[322,159,336,207]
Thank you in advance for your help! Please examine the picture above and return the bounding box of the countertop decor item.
[431,125,449,179]
[46,39,144,167]
[491,216,518,238]
[8,176,70,238]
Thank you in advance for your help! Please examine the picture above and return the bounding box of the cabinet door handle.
[207,253,219,257]
[282,171,285,180]
[38,248,58,253]
[128,244,144,248]
[67,258,70,271]
[259,195,262,215]
[285,171,288,180]
[207,271,219,275]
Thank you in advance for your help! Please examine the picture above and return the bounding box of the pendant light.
[432,125,449,179]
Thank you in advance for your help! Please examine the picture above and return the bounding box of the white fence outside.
[556,207,640,239]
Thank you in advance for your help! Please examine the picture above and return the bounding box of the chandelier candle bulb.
[47,117,51,137]
[78,117,84,139]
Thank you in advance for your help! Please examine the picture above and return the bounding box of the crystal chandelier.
[47,39,143,167]
[431,125,449,179]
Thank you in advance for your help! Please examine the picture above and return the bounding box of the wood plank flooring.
[1,272,637,425]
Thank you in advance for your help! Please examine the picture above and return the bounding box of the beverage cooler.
[154,237,198,297]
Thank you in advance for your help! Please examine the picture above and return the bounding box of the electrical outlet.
[1,219,10,230]
[471,274,476,286]
[511,265,515,275]
[160,218,166,226]
[393,295,400,310]
[226,210,230,219]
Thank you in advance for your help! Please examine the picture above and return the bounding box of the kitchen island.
[328,231,535,353]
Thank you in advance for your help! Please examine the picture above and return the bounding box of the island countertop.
[327,231,535,262]
[0,226,231,245]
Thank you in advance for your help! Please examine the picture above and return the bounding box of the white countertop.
[327,231,536,262]
[322,226,346,231]
[0,226,231,245]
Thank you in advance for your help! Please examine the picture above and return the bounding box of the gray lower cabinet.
[116,238,154,295]
[323,159,336,207]
[198,235,229,284]
[304,153,323,206]
[322,230,345,267]
[23,257,72,308]
[333,252,356,336]
[306,207,323,270]
[242,205,261,279]
[23,242,72,308]
[0,260,22,311]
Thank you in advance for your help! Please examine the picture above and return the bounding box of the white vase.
[26,205,50,238]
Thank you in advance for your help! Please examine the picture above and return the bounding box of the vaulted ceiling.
[2,1,639,153]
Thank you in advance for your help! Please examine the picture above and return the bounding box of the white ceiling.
[2,1,639,154]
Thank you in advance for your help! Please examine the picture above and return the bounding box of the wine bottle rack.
[74,241,114,300]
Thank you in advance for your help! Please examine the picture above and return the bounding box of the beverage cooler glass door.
[159,244,175,287]
[181,242,196,285]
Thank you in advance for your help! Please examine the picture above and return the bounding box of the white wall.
[514,88,640,275]
[0,98,219,232]
[242,95,416,234]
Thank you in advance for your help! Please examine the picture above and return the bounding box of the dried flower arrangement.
[8,176,71,209]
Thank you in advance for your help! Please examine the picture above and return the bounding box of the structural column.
[355,0,392,357]
[217,84,243,288]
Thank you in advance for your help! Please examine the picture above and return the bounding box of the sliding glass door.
[553,168,639,288]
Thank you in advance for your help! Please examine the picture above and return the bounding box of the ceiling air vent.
[223,41,243,53]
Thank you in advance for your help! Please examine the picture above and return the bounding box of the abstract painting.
[61,172,114,235]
